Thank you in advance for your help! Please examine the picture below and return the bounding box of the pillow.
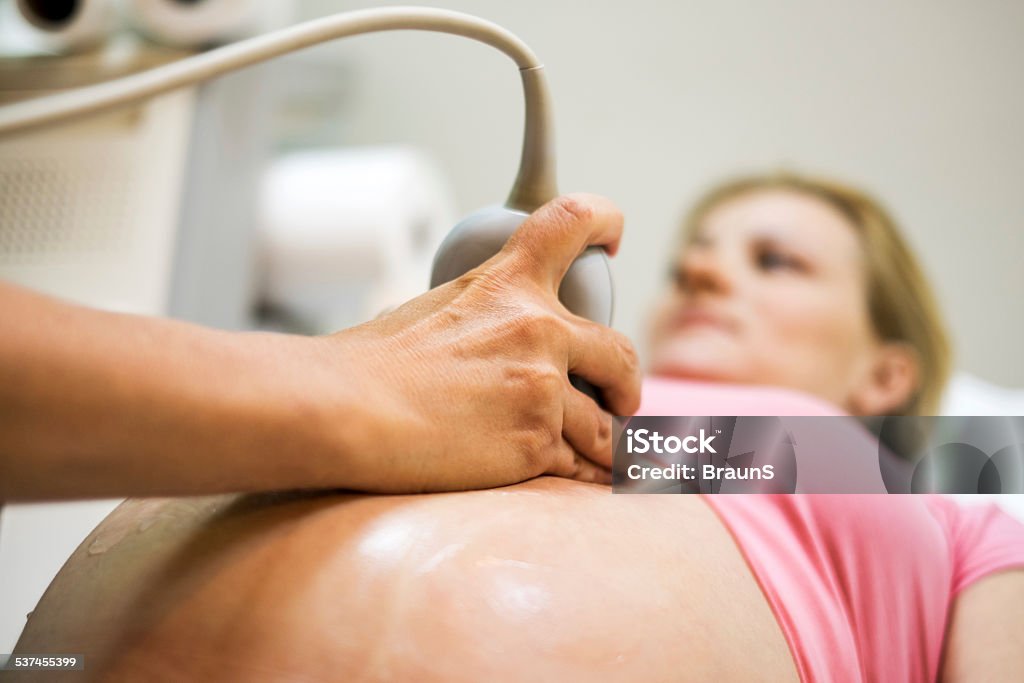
[940,372,1024,416]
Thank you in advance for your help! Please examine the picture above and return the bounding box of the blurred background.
[300,0,1024,389]
[1,0,1023,653]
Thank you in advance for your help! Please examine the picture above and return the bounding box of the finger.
[546,439,613,485]
[566,319,642,416]
[500,193,624,290]
[562,383,615,469]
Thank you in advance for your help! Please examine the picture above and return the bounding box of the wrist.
[238,329,389,491]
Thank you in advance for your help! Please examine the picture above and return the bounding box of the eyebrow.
[748,225,799,243]
[691,225,795,246]
[688,230,714,246]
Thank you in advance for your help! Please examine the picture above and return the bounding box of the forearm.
[0,194,644,498]
[941,570,1024,682]
[0,282,364,500]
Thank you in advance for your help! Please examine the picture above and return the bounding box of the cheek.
[750,282,870,378]
[646,291,678,346]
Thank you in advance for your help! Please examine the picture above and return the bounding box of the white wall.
[298,0,1024,386]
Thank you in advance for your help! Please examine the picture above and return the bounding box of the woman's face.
[647,188,883,411]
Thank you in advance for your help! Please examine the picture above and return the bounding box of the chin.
[647,344,749,384]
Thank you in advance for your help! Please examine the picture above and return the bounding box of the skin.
[648,189,1023,681]
[7,189,1021,681]
[11,479,799,682]
[941,571,1024,681]
[647,188,918,416]
[0,193,641,500]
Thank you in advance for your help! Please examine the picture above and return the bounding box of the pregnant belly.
[16,478,799,682]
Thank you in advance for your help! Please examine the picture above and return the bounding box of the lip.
[672,306,736,333]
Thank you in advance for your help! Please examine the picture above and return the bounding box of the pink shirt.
[637,377,1024,682]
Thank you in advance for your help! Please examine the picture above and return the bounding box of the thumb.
[499,193,623,291]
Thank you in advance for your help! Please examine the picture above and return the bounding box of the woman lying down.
[14,174,1024,682]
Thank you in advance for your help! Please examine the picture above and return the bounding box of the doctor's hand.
[308,193,642,492]
[0,194,639,501]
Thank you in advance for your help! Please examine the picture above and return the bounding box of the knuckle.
[533,311,571,344]
[601,330,641,415]
[537,366,568,401]
[599,326,639,374]
[501,360,534,389]
[515,422,560,477]
[549,449,576,479]
[502,363,564,408]
[580,408,610,460]
[499,308,568,348]
[614,332,641,375]
[551,194,594,226]
[542,367,570,403]
[514,434,544,475]
[500,313,540,346]
[504,366,565,476]
[579,320,639,375]
[594,411,612,448]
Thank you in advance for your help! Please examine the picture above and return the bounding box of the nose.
[677,247,733,295]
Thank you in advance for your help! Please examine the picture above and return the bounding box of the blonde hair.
[681,172,951,415]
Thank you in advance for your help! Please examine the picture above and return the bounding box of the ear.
[847,342,920,416]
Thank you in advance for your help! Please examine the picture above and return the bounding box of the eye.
[756,248,802,272]
[667,264,687,289]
